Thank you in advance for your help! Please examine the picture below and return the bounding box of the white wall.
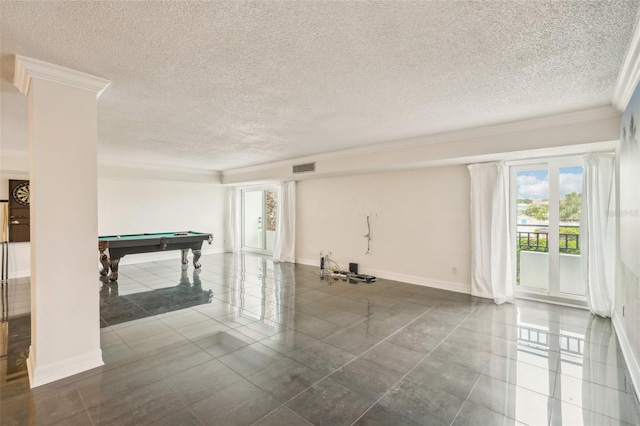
[296,165,471,293]
[1,166,228,275]
[98,177,227,264]
[614,79,640,397]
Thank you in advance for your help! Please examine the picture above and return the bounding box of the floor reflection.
[2,314,29,378]
[1,253,639,425]
[100,269,213,326]
[1,276,30,380]
[497,305,640,425]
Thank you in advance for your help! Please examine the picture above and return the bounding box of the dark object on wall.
[8,180,30,243]
[349,262,358,274]
[292,162,315,174]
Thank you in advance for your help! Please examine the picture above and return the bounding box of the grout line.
[254,305,478,424]
[9,254,635,426]
[349,304,482,426]
[250,302,446,425]
[76,386,98,426]
[448,341,493,426]
[157,379,207,426]
[449,311,566,426]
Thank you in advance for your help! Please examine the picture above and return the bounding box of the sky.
[517,167,583,199]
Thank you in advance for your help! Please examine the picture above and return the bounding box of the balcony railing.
[516,224,580,254]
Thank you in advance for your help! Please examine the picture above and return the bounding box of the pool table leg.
[99,248,110,276]
[108,257,120,281]
[193,249,202,269]
[181,249,189,270]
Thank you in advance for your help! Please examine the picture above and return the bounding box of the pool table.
[98,231,213,281]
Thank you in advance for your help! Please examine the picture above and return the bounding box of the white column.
[13,56,110,387]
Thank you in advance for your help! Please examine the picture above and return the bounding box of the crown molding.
[1,148,221,176]
[613,12,640,112]
[98,158,222,183]
[98,158,220,175]
[0,149,222,182]
[13,55,111,97]
[222,105,620,176]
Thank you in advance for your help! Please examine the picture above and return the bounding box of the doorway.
[511,158,586,304]
[242,187,278,254]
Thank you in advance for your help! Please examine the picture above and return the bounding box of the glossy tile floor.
[2,253,640,425]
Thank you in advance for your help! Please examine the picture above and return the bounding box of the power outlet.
[452,267,458,275]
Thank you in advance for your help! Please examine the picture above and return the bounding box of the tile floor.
[1,253,639,425]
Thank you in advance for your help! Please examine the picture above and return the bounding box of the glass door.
[557,166,584,296]
[242,187,277,254]
[514,165,550,293]
[511,158,585,302]
[243,190,263,251]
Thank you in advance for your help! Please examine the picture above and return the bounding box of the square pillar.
[13,55,110,387]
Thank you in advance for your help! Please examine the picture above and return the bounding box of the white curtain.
[273,181,296,263]
[581,153,615,317]
[468,161,514,304]
[225,187,241,253]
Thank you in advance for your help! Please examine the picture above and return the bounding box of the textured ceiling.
[1,1,638,171]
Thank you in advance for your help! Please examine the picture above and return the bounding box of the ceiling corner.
[613,10,640,112]
[13,55,111,97]
[13,55,31,96]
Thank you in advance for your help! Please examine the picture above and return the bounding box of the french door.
[241,187,277,254]
[510,158,585,303]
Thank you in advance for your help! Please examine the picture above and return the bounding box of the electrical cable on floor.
[316,253,377,283]
[317,253,347,281]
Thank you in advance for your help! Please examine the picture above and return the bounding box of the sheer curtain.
[273,181,296,263]
[582,314,619,423]
[468,161,514,304]
[225,187,241,253]
[581,153,615,317]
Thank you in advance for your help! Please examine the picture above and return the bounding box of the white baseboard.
[514,291,589,310]
[9,269,30,279]
[296,258,470,294]
[27,347,104,388]
[612,312,640,400]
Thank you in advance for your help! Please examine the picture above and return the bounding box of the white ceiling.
[1,1,638,171]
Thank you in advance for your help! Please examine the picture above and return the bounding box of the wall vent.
[292,162,316,174]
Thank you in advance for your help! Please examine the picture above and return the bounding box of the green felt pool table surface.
[99,231,208,242]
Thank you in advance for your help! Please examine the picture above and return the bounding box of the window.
[242,187,278,254]
[511,157,585,302]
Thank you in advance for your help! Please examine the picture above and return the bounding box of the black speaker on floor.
[349,263,358,274]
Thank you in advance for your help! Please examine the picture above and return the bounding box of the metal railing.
[516,224,580,254]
